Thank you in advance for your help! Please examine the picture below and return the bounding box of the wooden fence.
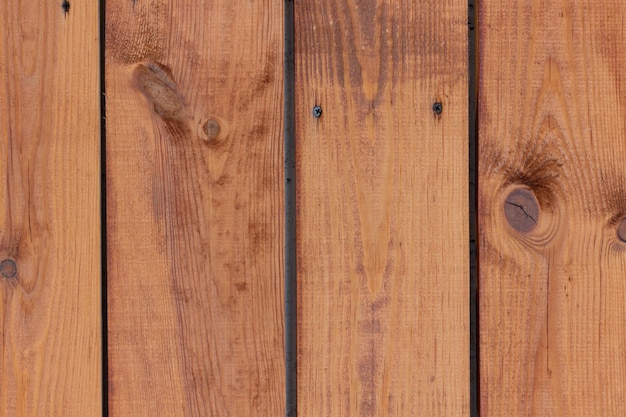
[1,0,625,416]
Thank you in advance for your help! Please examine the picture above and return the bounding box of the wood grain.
[0,1,101,416]
[105,0,284,416]
[479,1,626,415]
[295,0,469,415]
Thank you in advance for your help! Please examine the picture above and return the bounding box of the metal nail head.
[432,102,442,115]
[312,106,322,118]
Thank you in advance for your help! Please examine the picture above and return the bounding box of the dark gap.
[468,0,479,416]
[284,0,297,416]
[98,0,109,414]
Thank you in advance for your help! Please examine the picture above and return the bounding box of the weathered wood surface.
[479,1,626,415]
[295,0,469,415]
[0,2,102,416]
[105,0,284,415]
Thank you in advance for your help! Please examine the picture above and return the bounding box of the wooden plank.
[0,2,101,416]
[479,1,626,415]
[104,0,284,416]
[295,1,469,415]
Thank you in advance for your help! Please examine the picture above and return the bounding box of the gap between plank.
[468,0,479,415]
[284,0,297,416]
[98,0,109,415]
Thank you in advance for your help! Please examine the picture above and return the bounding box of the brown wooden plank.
[0,2,101,416]
[104,0,284,415]
[295,0,469,415]
[479,1,626,415]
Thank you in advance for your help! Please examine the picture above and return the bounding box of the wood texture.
[295,1,469,415]
[0,2,101,416]
[105,0,284,416]
[479,1,626,415]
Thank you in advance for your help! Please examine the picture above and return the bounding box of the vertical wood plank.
[295,1,469,416]
[0,2,101,416]
[104,0,284,416]
[479,1,626,415]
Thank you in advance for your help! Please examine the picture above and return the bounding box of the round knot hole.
[0,259,17,279]
[204,118,220,139]
[504,188,540,233]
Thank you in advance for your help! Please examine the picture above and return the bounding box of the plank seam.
[469,0,479,415]
[99,0,109,414]
[284,0,297,415]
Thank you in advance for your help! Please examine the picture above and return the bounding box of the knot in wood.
[504,188,540,233]
[0,259,17,279]
[204,118,220,139]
